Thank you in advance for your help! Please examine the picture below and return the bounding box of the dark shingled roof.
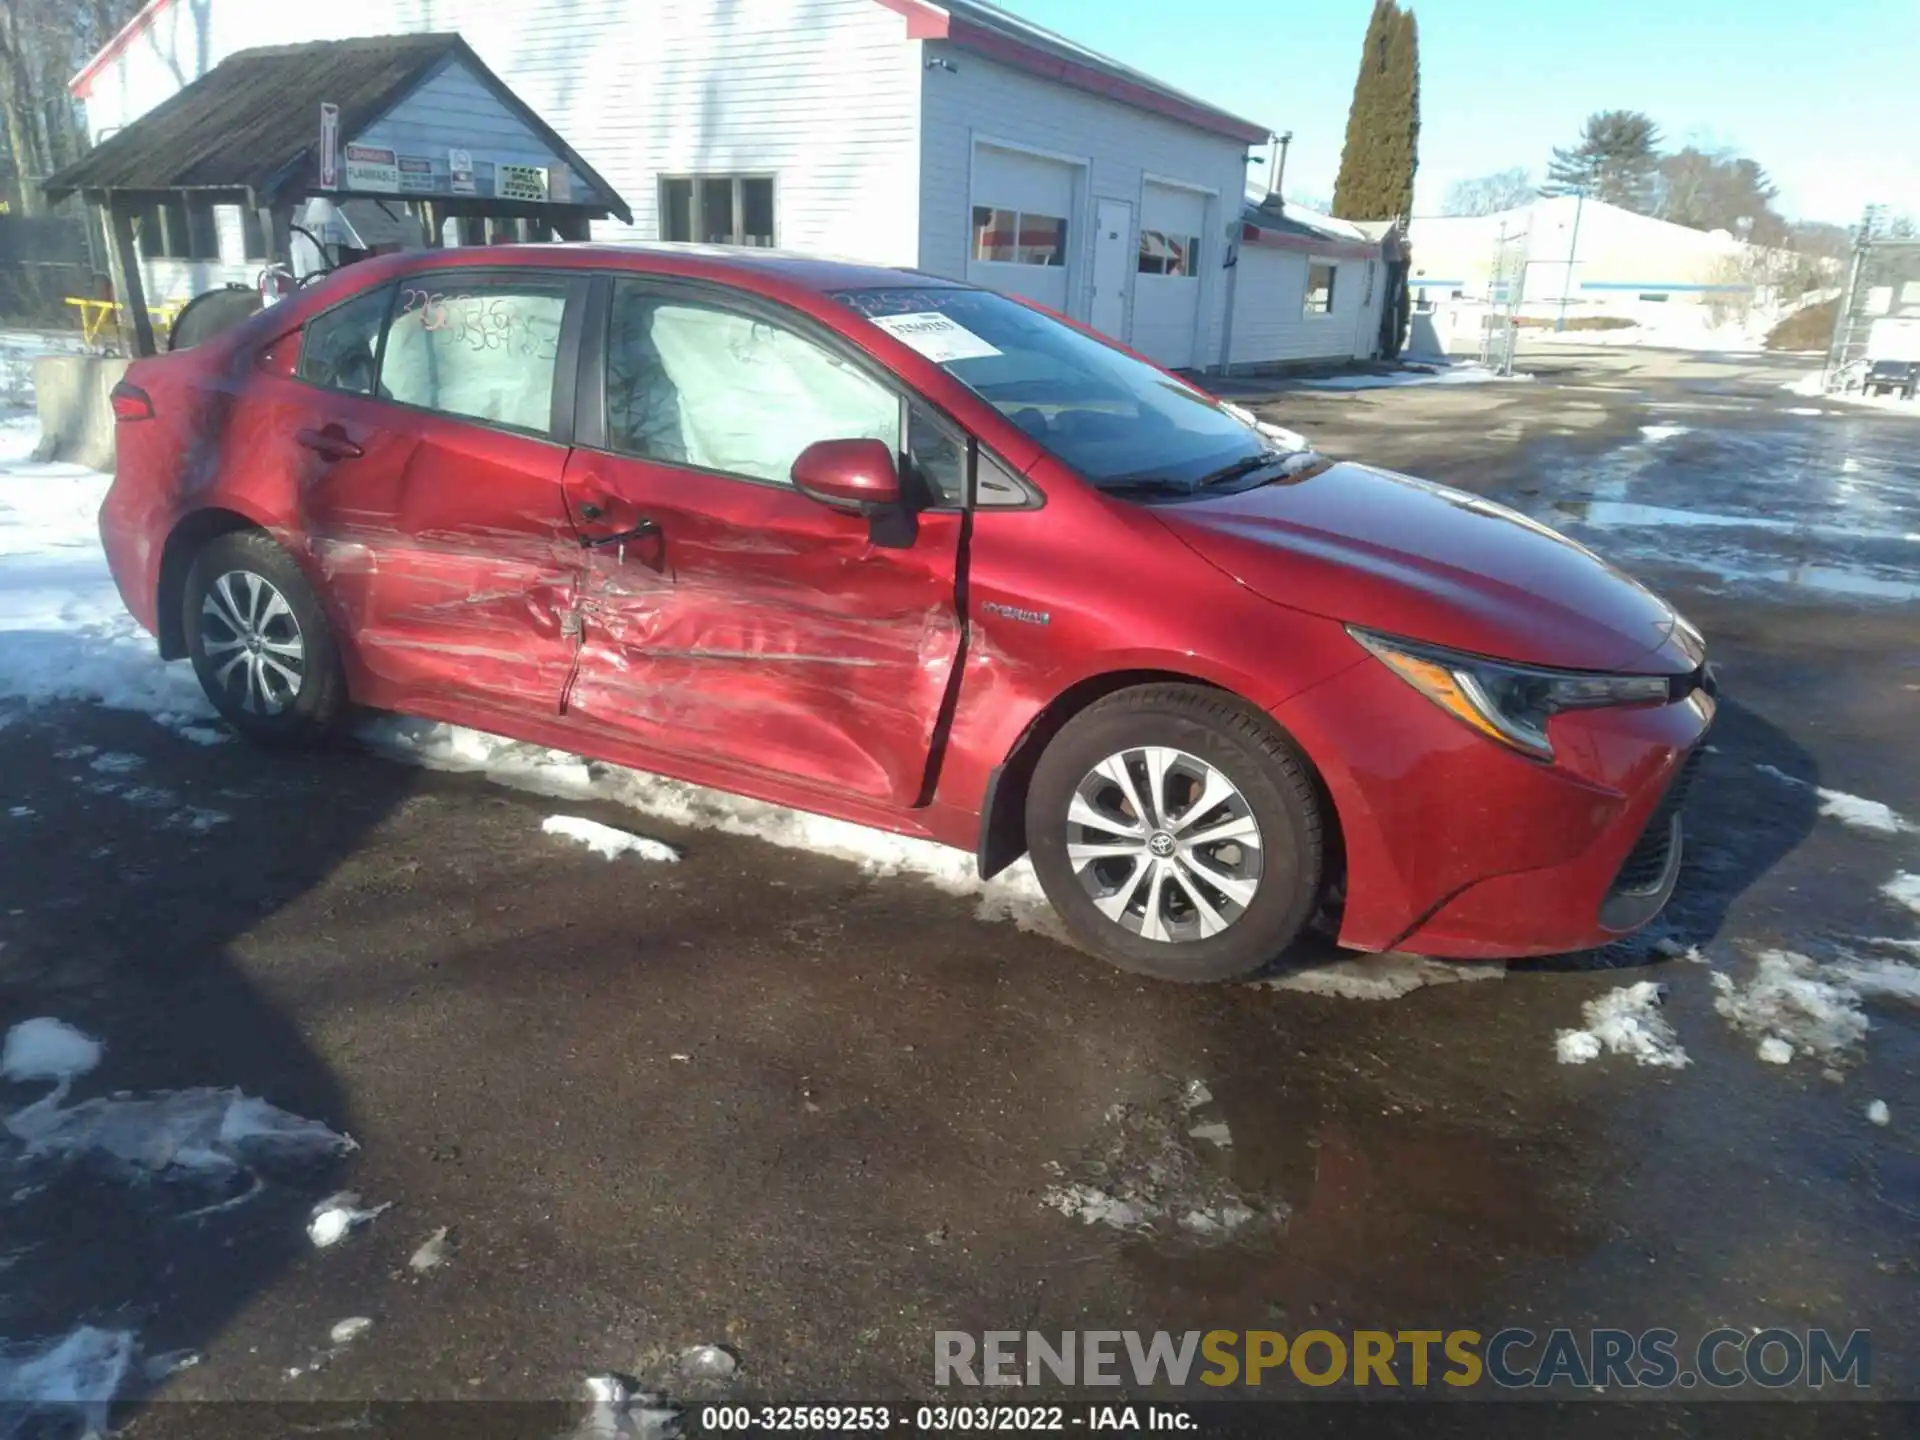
[45,33,630,222]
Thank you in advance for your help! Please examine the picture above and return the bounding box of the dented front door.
[557,279,963,805]
[561,452,964,806]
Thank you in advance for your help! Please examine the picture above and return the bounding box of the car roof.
[394,241,972,296]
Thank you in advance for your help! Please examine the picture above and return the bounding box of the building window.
[971,205,1067,266]
[1137,230,1201,276]
[137,198,223,260]
[659,175,776,246]
[1305,262,1337,314]
[185,201,220,261]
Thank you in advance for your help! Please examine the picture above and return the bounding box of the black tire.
[183,530,346,746]
[1024,684,1326,983]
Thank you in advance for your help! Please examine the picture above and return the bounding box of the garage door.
[1132,182,1207,368]
[968,144,1077,313]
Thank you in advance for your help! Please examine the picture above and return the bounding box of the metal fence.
[0,209,104,326]
[1823,231,1920,392]
[1478,219,1530,375]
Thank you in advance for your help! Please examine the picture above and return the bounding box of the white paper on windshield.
[869,312,1002,363]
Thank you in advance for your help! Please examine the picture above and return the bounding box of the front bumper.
[1271,655,1715,960]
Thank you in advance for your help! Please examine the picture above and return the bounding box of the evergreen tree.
[1331,1,1421,222]
[1544,111,1663,212]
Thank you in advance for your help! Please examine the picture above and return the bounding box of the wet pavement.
[2,347,1918,1432]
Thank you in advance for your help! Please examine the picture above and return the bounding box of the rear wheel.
[1024,685,1325,982]
[183,531,345,745]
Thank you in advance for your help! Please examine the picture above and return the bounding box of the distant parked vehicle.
[1862,359,1918,399]
[99,244,1714,982]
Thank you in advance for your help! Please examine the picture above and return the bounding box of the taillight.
[110,380,153,422]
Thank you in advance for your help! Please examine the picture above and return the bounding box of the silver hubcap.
[200,570,305,716]
[1067,746,1263,943]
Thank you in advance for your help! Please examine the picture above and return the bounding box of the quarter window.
[296,285,392,396]
[1305,263,1337,314]
[604,281,897,485]
[1137,231,1201,277]
[972,206,1068,267]
[381,276,569,436]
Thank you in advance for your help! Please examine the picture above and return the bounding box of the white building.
[72,0,1390,372]
[1407,195,1755,323]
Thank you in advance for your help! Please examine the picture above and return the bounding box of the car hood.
[1154,461,1695,673]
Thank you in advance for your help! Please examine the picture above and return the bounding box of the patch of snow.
[578,1373,679,1439]
[0,459,215,731]
[1757,1036,1794,1065]
[307,1191,391,1248]
[1180,1079,1212,1111]
[409,1226,452,1273]
[1782,406,1825,417]
[1754,765,1912,835]
[1882,873,1920,918]
[6,805,32,818]
[0,1325,137,1436]
[1867,1100,1890,1127]
[1299,362,1528,392]
[1783,370,1826,398]
[174,725,230,747]
[362,717,1059,935]
[1831,956,1920,1002]
[1639,424,1691,443]
[1042,1182,1150,1230]
[1187,1121,1232,1148]
[1711,950,1869,1060]
[6,1085,354,1182]
[87,751,143,775]
[1261,952,1505,1000]
[328,1318,373,1346]
[678,1345,738,1382]
[542,814,680,864]
[2,1018,103,1085]
[1554,981,1690,1069]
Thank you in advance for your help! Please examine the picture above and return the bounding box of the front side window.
[659,175,776,246]
[833,286,1280,493]
[1137,231,1201,277]
[297,285,392,396]
[604,281,897,485]
[971,206,1067,267]
[1305,263,1337,314]
[381,276,568,435]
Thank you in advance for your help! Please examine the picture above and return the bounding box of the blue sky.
[1000,0,1916,224]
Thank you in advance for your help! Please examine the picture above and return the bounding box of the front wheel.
[1024,685,1326,982]
[183,530,346,745]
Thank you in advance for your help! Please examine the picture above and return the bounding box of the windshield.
[832,286,1279,490]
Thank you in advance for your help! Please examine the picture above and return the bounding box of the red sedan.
[99,245,1714,981]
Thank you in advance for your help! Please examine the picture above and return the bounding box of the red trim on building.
[870,0,952,40]
[944,20,1268,144]
[71,0,180,99]
[1240,223,1379,261]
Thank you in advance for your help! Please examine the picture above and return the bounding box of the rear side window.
[382,276,569,436]
[297,286,391,396]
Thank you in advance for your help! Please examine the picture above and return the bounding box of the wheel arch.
[155,506,274,659]
[975,669,1346,892]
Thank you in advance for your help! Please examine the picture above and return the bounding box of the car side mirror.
[791,438,901,515]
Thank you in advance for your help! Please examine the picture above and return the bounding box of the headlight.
[1348,627,1671,760]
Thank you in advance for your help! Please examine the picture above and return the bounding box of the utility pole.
[1556,184,1586,333]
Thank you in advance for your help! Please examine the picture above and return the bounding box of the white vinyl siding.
[80,0,924,273]
[1227,243,1386,369]
[917,43,1245,370]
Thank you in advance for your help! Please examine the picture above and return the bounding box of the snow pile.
[0,1326,137,1437]
[1262,952,1504,999]
[1554,981,1690,1068]
[542,814,681,863]
[1755,765,1912,836]
[1,1017,103,1086]
[363,717,1060,933]
[1039,1088,1283,1242]
[7,1086,354,1181]
[0,439,214,730]
[1639,424,1691,444]
[1710,950,1869,1062]
[1882,873,1920,918]
[1831,955,1920,1003]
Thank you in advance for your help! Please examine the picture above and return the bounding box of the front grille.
[1611,747,1704,894]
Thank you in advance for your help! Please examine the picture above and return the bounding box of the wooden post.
[105,192,156,358]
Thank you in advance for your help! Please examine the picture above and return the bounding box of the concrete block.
[32,354,132,473]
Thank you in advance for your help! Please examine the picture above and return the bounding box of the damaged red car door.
[282,271,586,716]
[557,278,964,806]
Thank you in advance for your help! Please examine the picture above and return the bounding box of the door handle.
[296,427,363,461]
[578,501,605,521]
[581,518,660,549]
